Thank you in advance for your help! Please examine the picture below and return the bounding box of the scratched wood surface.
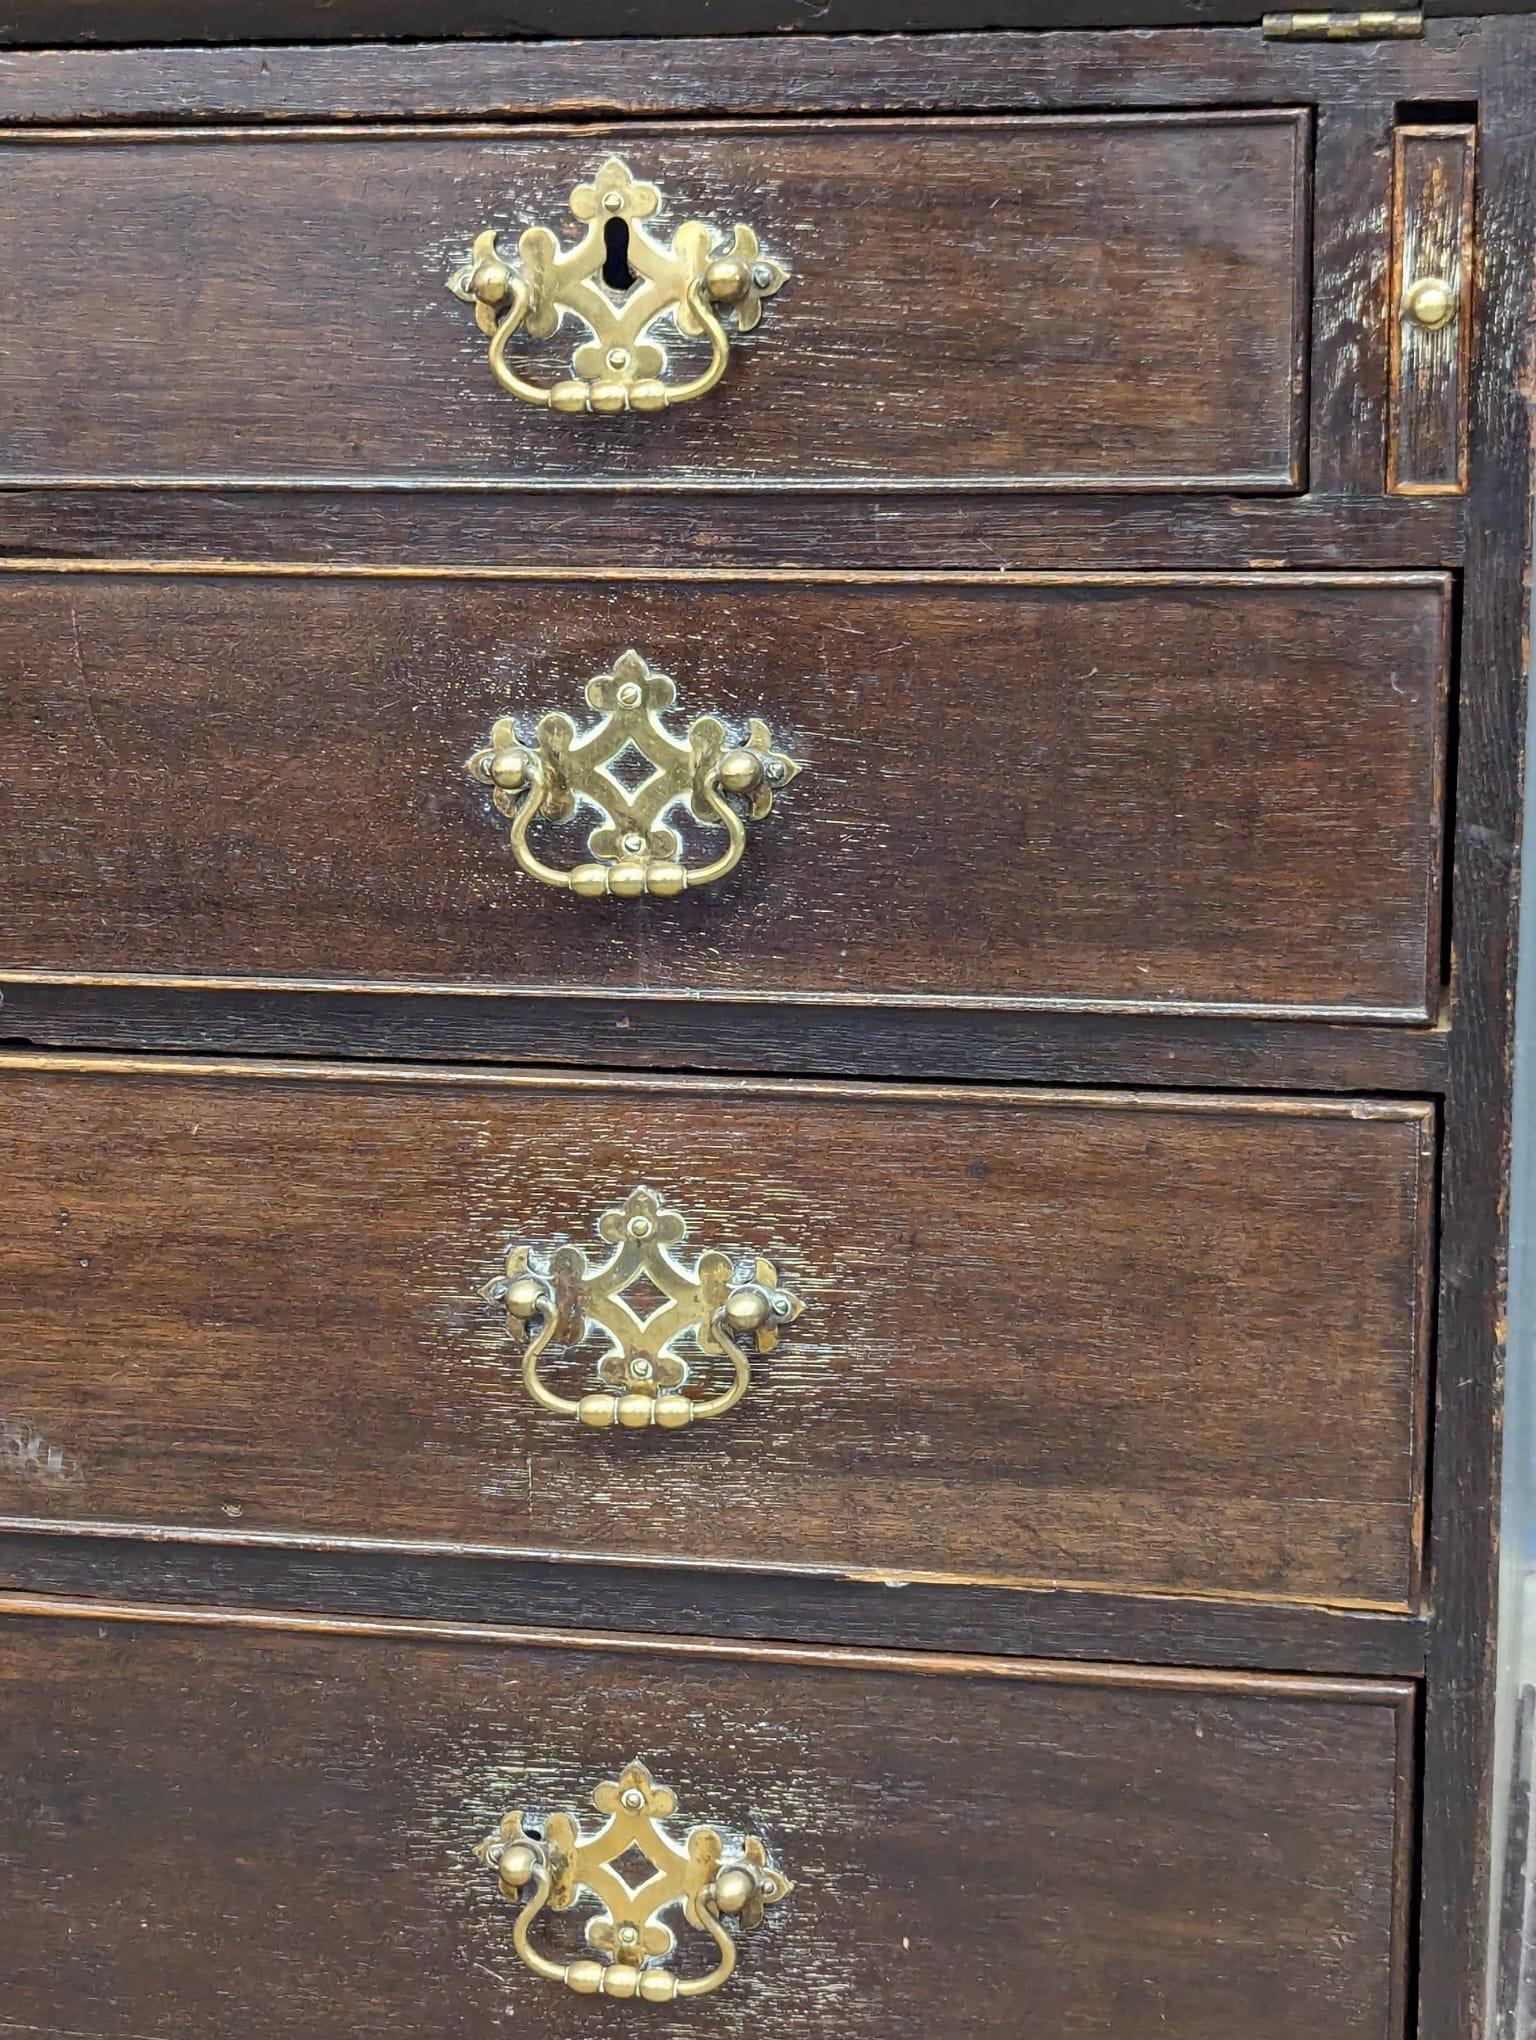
[0,24,1488,123]
[0,569,1449,1017]
[1,0,1529,40]
[1389,126,1477,496]
[0,1056,1434,1608]
[1413,27,1536,2038]
[0,116,1306,490]
[0,1610,1414,2038]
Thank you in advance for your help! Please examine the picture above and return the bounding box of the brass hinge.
[1263,9,1424,36]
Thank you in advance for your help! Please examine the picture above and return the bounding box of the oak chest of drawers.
[0,7,1528,2035]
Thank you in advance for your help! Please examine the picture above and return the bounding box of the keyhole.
[602,217,635,292]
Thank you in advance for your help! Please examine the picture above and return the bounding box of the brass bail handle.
[477,1760,792,2004]
[483,1186,804,1431]
[447,156,789,415]
[465,649,801,900]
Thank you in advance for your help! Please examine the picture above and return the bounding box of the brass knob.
[447,155,788,415]
[483,1186,804,1430]
[1403,275,1459,332]
[475,1761,792,2003]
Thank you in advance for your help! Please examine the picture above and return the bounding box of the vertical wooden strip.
[1493,1685,1536,2038]
[1409,1106,1442,1608]
[1419,21,1536,2040]
[1390,123,1477,495]
[1391,1683,1426,2040]
[1309,99,1394,498]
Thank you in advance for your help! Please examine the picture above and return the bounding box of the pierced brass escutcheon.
[447,155,788,415]
[477,1759,791,2003]
[484,1186,803,1430]
[465,649,800,899]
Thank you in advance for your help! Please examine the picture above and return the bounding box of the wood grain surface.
[0,0,1463,42]
[0,486,1468,576]
[1390,125,1477,497]
[0,568,1450,1018]
[0,1055,1434,1608]
[0,976,1456,1093]
[0,116,1307,491]
[0,1527,1432,1671]
[0,22,1491,104]
[1416,22,1536,2038]
[0,1607,1415,2038]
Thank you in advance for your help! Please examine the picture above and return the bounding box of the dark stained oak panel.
[0,1611,1415,2039]
[0,1056,1434,1609]
[0,569,1450,1019]
[0,115,1307,491]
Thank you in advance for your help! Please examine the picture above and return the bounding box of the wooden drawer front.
[0,115,1306,490]
[0,569,1448,1020]
[0,1612,1412,2038]
[0,1057,1432,1609]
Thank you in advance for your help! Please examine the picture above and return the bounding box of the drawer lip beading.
[0,1044,1439,1111]
[0,1586,1421,1703]
[0,969,1445,1025]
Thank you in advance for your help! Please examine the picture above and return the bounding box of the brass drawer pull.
[478,1760,791,2003]
[447,156,788,416]
[484,1186,802,1430]
[465,649,800,899]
